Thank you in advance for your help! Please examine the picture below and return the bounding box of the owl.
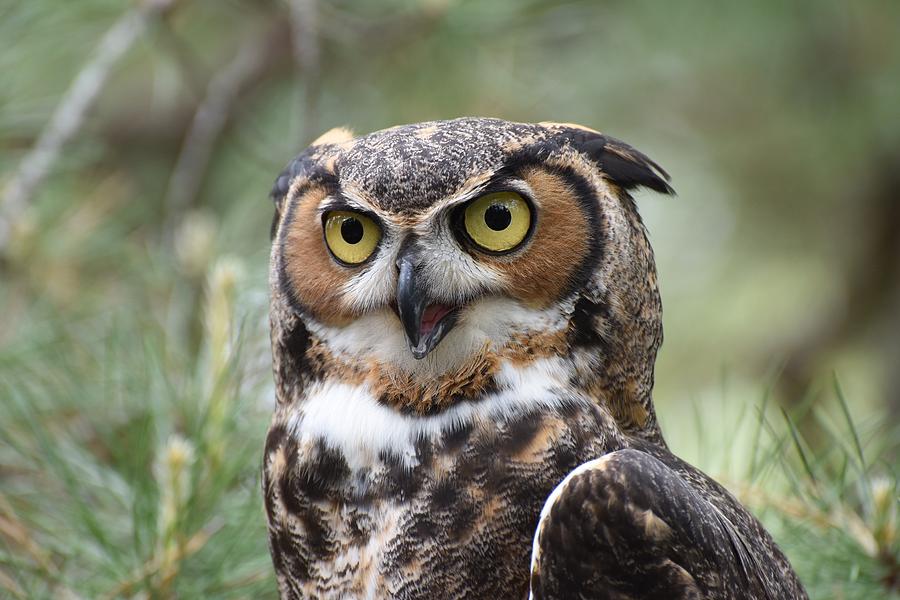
[263,118,807,599]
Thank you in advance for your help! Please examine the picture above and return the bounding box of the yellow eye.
[463,191,532,253]
[323,211,382,265]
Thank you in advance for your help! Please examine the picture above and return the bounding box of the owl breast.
[262,357,626,599]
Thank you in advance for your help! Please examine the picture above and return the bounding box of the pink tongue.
[420,304,452,338]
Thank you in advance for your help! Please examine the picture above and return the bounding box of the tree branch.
[162,34,276,230]
[0,0,180,252]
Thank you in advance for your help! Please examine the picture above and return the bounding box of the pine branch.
[162,34,276,231]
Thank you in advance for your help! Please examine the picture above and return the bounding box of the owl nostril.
[394,235,421,271]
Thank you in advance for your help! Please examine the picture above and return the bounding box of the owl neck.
[274,319,570,417]
[269,290,664,446]
[276,354,586,472]
[568,293,665,445]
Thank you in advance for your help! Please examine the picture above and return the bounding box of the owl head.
[269,118,672,440]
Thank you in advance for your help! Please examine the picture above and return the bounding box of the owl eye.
[463,191,532,253]
[323,210,382,265]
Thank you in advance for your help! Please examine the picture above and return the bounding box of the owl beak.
[396,257,458,359]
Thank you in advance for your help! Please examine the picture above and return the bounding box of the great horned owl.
[263,118,807,599]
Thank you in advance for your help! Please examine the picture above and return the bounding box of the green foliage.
[754,384,898,598]
[661,371,898,599]
[0,258,275,598]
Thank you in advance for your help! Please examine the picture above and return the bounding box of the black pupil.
[341,218,364,244]
[484,204,512,231]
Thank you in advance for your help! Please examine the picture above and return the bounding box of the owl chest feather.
[263,374,625,599]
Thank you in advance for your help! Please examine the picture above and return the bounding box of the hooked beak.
[395,256,459,360]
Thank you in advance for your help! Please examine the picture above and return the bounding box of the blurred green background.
[1,0,898,598]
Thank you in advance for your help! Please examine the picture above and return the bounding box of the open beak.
[395,256,459,359]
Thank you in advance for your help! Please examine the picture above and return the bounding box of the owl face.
[270,118,671,418]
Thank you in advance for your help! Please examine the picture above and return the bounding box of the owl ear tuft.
[270,148,317,240]
[552,125,675,196]
[269,128,354,240]
[310,126,355,147]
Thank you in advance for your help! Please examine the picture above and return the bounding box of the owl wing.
[529,448,806,600]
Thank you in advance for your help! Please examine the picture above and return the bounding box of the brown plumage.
[263,117,807,598]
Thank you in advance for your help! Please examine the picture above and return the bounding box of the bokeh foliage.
[1,0,897,597]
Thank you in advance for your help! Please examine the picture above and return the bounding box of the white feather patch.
[289,357,574,471]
